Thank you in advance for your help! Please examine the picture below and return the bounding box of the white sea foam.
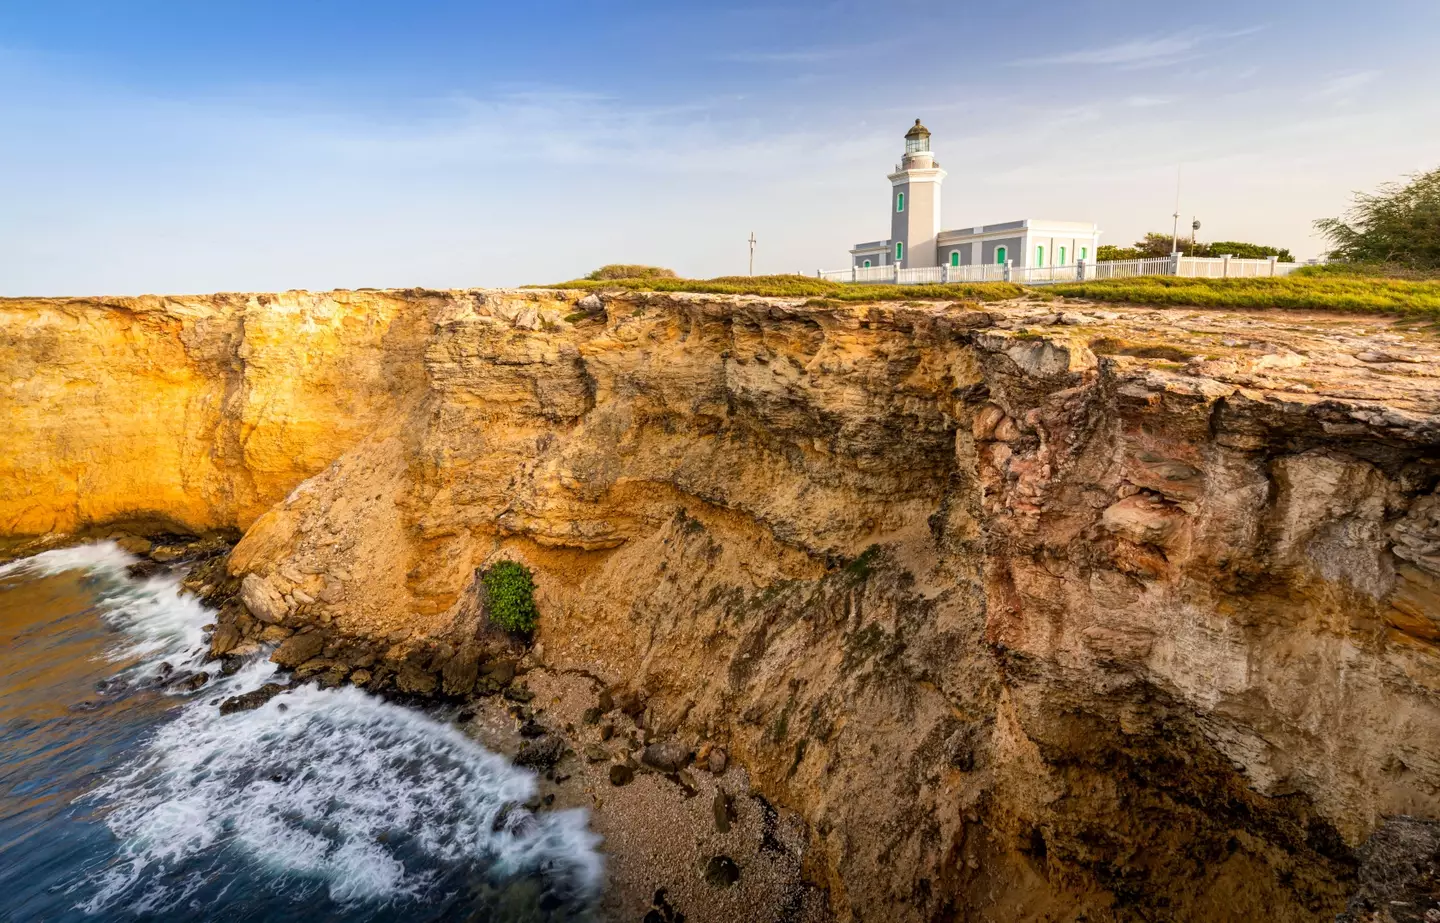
[4,542,603,914]
[82,682,602,912]
[0,541,210,675]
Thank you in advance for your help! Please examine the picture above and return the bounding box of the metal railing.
[818,254,1302,286]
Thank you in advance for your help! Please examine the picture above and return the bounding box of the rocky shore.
[97,529,828,921]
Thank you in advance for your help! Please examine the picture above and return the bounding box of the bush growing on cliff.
[481,561,539,634]
[585,264,679,281]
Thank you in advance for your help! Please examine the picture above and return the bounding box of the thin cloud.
[1010,26,1264,68]
[1311,70,1380,104]
[718,41,895,64]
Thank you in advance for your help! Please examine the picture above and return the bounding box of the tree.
[1207,241,1295,262]
[1315,167,1440,269]
[585,264,678,281]
[1097,234,1294,261]
[1097,244,1144,261]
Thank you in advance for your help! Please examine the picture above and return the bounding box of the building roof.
[936,219,1101,241]
[904,119,930,140]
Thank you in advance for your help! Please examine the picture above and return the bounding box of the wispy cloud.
[1010,26,1264,68]
[1311,70,1380,104]
[717,41,895,64]
[1123,95,1175,108]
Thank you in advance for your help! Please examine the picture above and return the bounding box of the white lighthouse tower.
[888,119,946,269]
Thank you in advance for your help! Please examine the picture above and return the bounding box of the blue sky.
[4,0,1439,294]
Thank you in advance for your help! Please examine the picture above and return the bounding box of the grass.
[534,273,1025,302]
[1046,273,1440,318]
[535,267,1440,320]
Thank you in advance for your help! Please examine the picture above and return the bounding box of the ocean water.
[0,543,601,922]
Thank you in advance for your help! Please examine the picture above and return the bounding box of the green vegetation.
[1048,273,1440,317]
[481,561,539,634]
[1316,167,1440,270]
[540,273,1024,302]
[1098,233,1293,262]
[585,264,679,281]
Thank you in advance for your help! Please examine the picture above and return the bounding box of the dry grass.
[536,274,1025,302]
[1046,273,1440,318]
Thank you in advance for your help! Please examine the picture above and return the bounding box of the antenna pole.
[1171,165,1182,255]
[748,232,756,276]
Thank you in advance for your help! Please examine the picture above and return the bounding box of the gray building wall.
[981,237,1024,266]
[940,244,975,266]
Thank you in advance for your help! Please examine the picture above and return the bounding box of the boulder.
[642,740,693,773]
[515,735,565,770]
[271,632,326,668]
[707,747,728,775]
[208,622,241,658]
[395,662,438,696]
[218,682,287,716]
[585,745,609,763]
[114,535,152,555]
[441,647,480,697]
[713,791,736,833]
[239,574,288,624]
[704,855,741,889]
[609,764,635,786]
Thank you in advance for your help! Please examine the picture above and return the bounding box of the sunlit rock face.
[4,287,1439,921]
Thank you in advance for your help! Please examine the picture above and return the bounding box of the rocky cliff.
[3,288,1439,921]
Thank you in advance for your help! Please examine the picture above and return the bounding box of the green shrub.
[585,264,679,281]
[481,561,539,633]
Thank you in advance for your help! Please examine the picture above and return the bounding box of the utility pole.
[1171,164,1182,255]
[748,232,756,276]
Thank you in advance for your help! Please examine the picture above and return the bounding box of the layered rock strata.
[3,288,1439,921]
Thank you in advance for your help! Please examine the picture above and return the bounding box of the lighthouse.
[888,119,946,269]
[846,119,1100,273]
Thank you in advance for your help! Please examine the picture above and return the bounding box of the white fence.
[817,254,1303,286]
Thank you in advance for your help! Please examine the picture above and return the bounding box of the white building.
[848,120,1102,271]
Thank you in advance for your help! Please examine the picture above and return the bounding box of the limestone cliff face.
[4,288,1439,921]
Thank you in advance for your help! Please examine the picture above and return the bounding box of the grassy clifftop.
[540,274,1025,302]
[541,270,1440,318]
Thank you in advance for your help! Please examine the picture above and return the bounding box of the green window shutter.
[1080,247,1087,261]
[895,241,904,262]
[949,251,959,267]
[1036,245,1044,266]
[1059,246,1066,265]
[863,260,871,268]
[896,192,904,212]
[995,247,1006,264]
